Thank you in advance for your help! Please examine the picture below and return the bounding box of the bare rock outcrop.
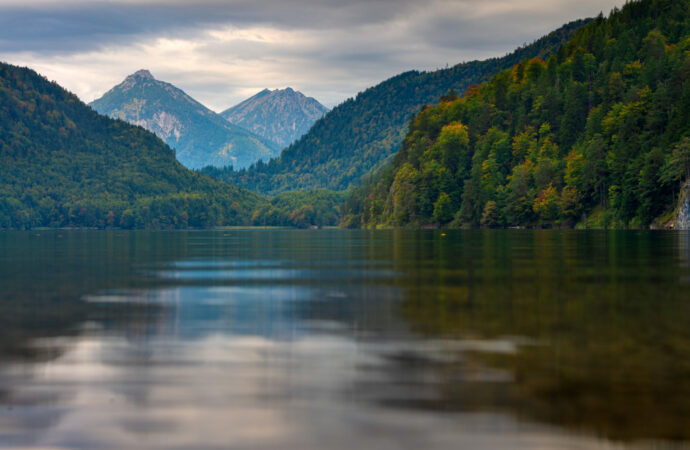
[676,180,690,230]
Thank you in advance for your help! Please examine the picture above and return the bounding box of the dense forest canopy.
[205,19,588,195]
[251,190,347,228]
[343,0,690,229]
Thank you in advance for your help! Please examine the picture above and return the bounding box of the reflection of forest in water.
[1,230,690,446]
[393,231,690,442]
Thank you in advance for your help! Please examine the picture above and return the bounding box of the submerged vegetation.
[343,0,690,229]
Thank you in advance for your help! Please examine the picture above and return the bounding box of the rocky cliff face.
[89,70,280,169]
[676,180,690,230]
[221,88,328,148]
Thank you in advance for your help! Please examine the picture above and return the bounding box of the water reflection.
[1,230,689,449]
[397,231,690,443]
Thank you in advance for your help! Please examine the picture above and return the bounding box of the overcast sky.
[0,0,626,110]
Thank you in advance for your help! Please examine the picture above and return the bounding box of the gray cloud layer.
[0,0,626,110]
[0,0,422,53]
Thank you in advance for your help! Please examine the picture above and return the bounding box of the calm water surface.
[1,230,689,449]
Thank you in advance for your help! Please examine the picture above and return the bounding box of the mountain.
[221,88,329,148]
[206,19,589,195]
[0,62,264,230]
[342,0,690,229]
[89,70,280,169]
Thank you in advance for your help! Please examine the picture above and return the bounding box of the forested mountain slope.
[0,62,263,229]
[210,19,588,195]
[90,70,280,169]
[342,0,690,229]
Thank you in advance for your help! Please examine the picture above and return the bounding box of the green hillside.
[343,0,690,229]
[208,19,588,195]
[0,62,263,229]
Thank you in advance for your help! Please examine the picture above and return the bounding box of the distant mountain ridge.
[89,70,280,169]
[221,88,328,148]
[208,19,590,195]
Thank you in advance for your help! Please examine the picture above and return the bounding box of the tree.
[433,192,454,224]
[390,163,420,225]
[560,186,582,220]
[661,137,690,185]
[533,183,561,223]
[480,201,499,228]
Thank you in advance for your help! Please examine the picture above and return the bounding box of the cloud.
[0,0,626,110]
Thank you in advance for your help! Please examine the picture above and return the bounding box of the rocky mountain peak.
[133,69,154,80]
[123,70,155,85]
[221,88,329,148]
[89,71,280,169]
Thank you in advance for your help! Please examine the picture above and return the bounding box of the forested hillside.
[342,0,690,229]
[251,190,346,228]
[0,62,263,229]
[208,19,588,195]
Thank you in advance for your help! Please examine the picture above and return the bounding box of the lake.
[1,230,689,449]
